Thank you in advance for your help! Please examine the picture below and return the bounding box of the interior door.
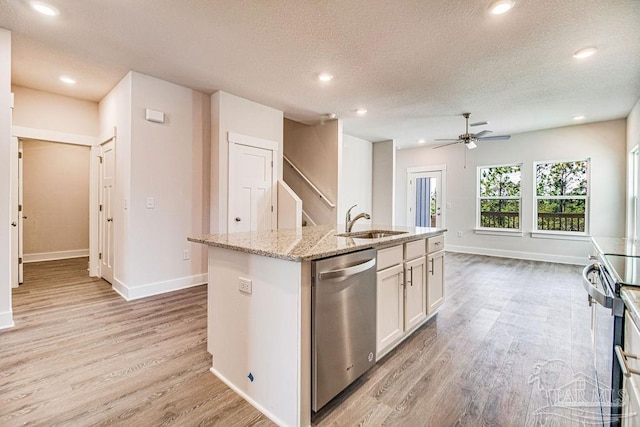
[408,170,443,228]
[100,139,115,284]
[228,143,275,233]
[10,136,19,288]
[18,141,24,284]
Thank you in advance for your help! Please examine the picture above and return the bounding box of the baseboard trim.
[0,310,15,330]
[24,249,89,263]
[209,367,292,427]
[110,273,207,301]
[446,245,586,265]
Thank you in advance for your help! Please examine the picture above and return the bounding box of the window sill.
[530,231,591,241]
[474,228,523,237]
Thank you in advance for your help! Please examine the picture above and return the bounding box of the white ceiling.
[1,0,639,148]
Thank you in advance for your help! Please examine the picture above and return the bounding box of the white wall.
[627,97,640,238]
[338,133,372,227]
[22,140,90,260]
[98,71,210,299]
[372,140,396,225]
[0,28,12,329]
[396,119,627,264]
[283,118,340,226]
[11,85,98,136]
[210,91,283,233]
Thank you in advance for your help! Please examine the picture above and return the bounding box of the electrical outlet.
[457,231,463,237]
[239,277,252,294]
[183,250,190,260]
[146,197,155,209]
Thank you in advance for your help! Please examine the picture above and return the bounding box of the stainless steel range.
[584,237,640,426]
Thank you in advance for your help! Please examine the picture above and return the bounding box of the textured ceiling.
[1,0,639,148]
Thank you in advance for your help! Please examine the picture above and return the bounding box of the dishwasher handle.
[581,264,613,309]
[318,258,376,281]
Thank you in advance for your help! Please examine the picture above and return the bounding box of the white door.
[376,264,404,357]
[408,170,444,228]
[404,256,427,330]
[18,142,24,284]
[10,136,19,288]
[228,143,275,233]
[100,139,115,284]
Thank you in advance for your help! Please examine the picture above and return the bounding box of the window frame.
[532,158,591,237]
[476,163,523,233]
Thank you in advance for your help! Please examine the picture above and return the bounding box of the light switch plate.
[146,197,155,209]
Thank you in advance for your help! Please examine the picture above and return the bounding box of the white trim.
[530,231,591,241]
[210,367,293,427]
[477,163,523,231]
[0,311,15,330]
[110,274,207,301]
[474,228,523,237]
[227,131,279,151]
[12,126,98,146]
[23,249,89,263]
[446,245,586,265]
[406,164,447,174]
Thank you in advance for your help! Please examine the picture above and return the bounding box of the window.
[535,160,589,233]
[478,164,522,230]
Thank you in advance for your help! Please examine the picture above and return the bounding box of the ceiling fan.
[432,113,511,150]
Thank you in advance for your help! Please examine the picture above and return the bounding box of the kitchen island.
[188,225,446,427]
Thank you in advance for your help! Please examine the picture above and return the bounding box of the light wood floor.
[0,254,595,426]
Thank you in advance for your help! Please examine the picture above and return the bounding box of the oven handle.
[615,345,640,377]
[581,264,613,309]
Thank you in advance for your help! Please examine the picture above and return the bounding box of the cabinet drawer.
[404,239,426,260]
[427,235,444,254]
[377,245,403,271]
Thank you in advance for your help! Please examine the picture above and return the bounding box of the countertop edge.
[188,229,446,262]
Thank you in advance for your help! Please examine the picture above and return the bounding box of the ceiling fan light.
[489,0,515,15]
[466,141,477,150]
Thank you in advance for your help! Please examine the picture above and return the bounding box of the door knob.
[22,216,27,219]
[11,222,16,227]
[235,217,241,222]
[107,217,113,222]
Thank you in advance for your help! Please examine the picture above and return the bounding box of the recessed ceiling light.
[318,73,333,82]
[59,75,76,85]
[418,139,426,144]
[30,1,60,16]
[355,108,367,116]
[573,115,585,121]
[489,0,515,15]
[573,47,597,59]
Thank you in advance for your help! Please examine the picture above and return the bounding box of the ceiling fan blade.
[470,121,488,127]
[434,138,459,141]
[432,141,461,149]
[477,135,511,141]
[473,130,493,138]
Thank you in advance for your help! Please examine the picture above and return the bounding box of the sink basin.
[336,230,409,239]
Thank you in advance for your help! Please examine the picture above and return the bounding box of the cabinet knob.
[235,217,241,222]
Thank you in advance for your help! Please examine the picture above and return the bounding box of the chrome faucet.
[345,204,371,233]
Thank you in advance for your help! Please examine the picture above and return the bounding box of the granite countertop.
[622,287,640,332]
[592,236,640,257]
[188,224,446,262]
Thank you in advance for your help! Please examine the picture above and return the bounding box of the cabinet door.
[427,250,445,315]
[404,256,427,331]
[622,375,640,427]
[376,264,404,357]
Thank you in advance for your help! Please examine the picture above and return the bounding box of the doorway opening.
[407,166,446,228]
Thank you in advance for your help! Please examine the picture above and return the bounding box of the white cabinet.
[376,238,430,359]
[427,249,445,314]
[376,264,404,353]
[622,312,640,427]
[404,256,427,330]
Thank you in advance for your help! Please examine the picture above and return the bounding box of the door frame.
[406,165,447,228]
[227,132,278,232]
[11,126,101,280]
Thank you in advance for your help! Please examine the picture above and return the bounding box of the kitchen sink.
[336,230,409,239]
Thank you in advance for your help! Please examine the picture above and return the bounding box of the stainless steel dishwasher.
[312,248,377,412]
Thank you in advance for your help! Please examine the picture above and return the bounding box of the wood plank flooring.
[0,254,596,426]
